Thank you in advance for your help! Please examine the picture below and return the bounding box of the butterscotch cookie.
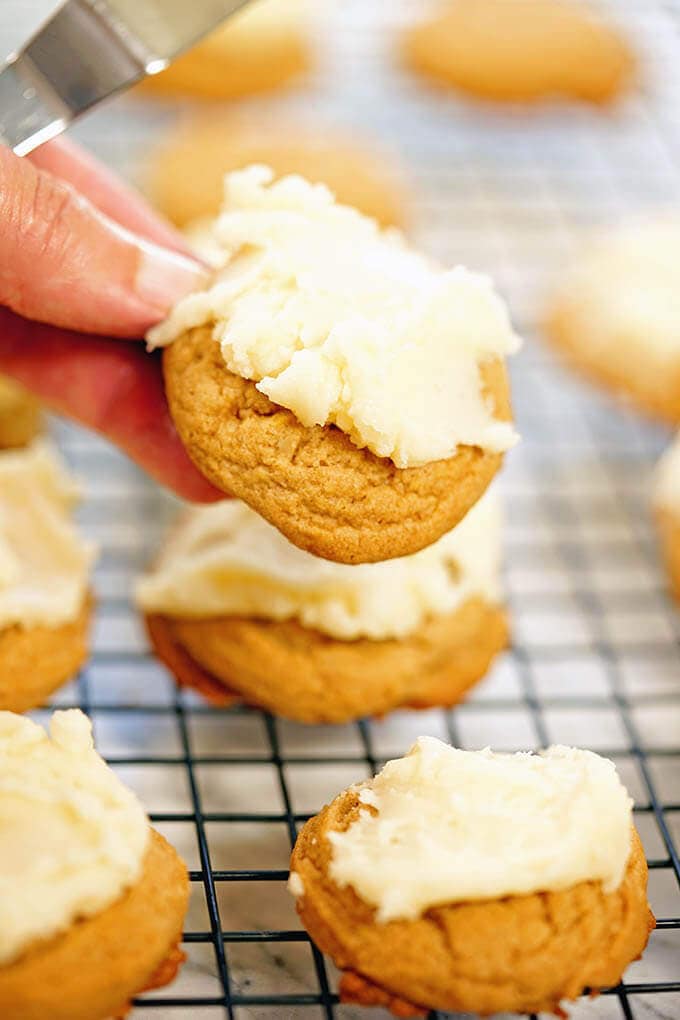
[401,0,635,104]
[290,739,654,1018]
[653,434,680,601]
[136,494,508,722]
[0,441,96,711]
[136,0,310,100]
[149,167,519,564]
[0,711,190,1020]
[0,376,42,450]
[146,115,407,233]
[544,216,680,423]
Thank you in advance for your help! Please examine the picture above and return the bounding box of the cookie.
[150,166,519,565]
[0,376,42,450]
[137,490,508,721]
[401,0,635,105]
[653,434,680,601]
[290,740,654,1017]
[0,441,97,711]
[0,710,189,1020]
[0,829,188,1020]
[145,114,407,232]
[544,216,680,424]
[145,599,508,723]
[163,328,511,563]
[136,0,309,100]
[0,595,92,713]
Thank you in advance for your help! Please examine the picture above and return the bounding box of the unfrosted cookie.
[0,376,42,450]
[150,168,519,564]
[146,115,407,232]
[136,493,508,722]
[0,711,189,1020]
[544,216,680,423]
[401,0,635,104]
[136,0,309,100]
[653,434,680,601]
[0,442,96,711]
[290,739,654,1018]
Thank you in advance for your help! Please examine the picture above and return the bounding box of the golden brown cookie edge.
[0,595,93,713]
[144,597,508,724]
[0,828,189,1020]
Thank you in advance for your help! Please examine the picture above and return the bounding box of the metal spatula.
[0,0,253,155]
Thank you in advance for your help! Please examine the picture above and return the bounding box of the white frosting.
[0,440,96,629]
[0,710,149,965]
[653,432,680,511]
[148,167,520,468]
[327,737,633,922]
[553,215,680,360]
[135,491,502,641]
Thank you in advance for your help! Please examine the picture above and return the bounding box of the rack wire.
[3,0,680,1017]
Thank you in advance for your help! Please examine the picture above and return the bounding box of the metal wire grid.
[3,0,680,1017]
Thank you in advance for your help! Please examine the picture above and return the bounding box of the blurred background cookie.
[543,215,680,424]
[136,494,508,723]
[401,0,636,104]
[145,113,408,233]
[0,376,42,450]
[0,442,96,712]
[135,0,311,100]
[290,738,653,1017]
[653,434,680,602]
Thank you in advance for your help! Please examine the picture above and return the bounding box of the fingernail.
[135,240,209,315]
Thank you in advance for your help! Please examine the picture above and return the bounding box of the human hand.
[0,137,220,501]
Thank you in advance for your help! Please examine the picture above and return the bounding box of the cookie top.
[402,0,635,104]
[548,216,680,361]
[293,737,632,921]
[136,489,502,640]
[0,710,149,965]
[0,441,96,630]
[149,166,519,469]
[654,433,680,511]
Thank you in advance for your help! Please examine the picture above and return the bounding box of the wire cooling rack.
[3,1,680,1017]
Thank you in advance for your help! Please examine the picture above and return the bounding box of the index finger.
[28,137,191,254]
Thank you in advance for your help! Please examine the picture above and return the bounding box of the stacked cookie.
[139,166,519,716]
[135,492,508,722]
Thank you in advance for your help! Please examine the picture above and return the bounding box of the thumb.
[0,145,207,338]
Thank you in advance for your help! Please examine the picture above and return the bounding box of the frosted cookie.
[544,216,680,423]
[0,441,97,712]
[137,0,310,100]
[146,114,407,234]
[0,376,42,450]
[653,434,680,601]
[0,710,189,1020]
[401,0,635,105]
[148,167,520,565]
[290,738,654,1018]
[136,492,508,723]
